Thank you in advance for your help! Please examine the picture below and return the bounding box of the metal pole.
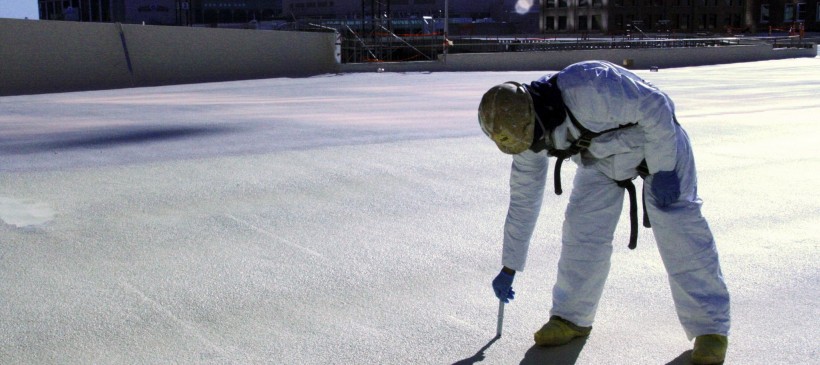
[444,0,448,36]
[496,300,505,337]
[443,0,448,63]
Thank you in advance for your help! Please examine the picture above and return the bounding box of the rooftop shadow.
[519,337,588,365]
[452,336,500,365]
[666,350,695,365]
[1,125,236,155]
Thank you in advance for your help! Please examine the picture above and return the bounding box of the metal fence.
[339,32,815,63]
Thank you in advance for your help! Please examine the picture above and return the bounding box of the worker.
[480,60,730,364]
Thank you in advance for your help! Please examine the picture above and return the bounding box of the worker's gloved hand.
[651,170,680,207]
[492,269,515,303]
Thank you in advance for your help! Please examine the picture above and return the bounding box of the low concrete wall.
[339,42,817,73]
[0,18,338,96]
[443,43,818,71]
[121,23,337,86]
[1,20,132,95]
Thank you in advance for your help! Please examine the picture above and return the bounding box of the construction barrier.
[0,18,337,96]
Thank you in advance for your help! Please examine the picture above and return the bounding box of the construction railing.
[339,33,815,63]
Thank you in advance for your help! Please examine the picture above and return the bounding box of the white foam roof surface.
[1,57,818,364]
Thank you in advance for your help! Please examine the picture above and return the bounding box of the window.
[579,15,588,30]
[614,14,623,29]
[137,5,170,12]
[558,16,567,30]
[760,4,769,23]
[657,18,671,31]
[796,3,806,21]
[784,4,794,22]
[817,4,820,21]
[591,15,601,30]
[545,16,555,30]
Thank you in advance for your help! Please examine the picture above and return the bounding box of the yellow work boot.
[692,334,728,364]
[533,316,592,346]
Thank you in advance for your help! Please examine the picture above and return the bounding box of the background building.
[39,0,120,22]
[37,1,282,26]
[543,1,750,35]
[196,1,283,26]
[37,0,820,32]
[541,0,818,35]
[755,0,817,33]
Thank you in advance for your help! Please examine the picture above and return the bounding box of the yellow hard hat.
[478,82,535,154]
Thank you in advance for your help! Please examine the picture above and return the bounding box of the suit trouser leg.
[645,126,731,339]
[550,166,624,327]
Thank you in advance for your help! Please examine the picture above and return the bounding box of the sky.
[1,58,818,364]
[0,0,38,19]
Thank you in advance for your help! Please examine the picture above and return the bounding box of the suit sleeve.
[501,149,548,272]
[636,89,677,173]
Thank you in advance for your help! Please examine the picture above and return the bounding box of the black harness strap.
[616,179,639,249]
[637,160,651,229]
[548,107,637,195]
[545,106,645,249]
[553,158,566,195]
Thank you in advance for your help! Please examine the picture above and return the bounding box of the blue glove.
[492,270,515,303]
[651,170,680,207]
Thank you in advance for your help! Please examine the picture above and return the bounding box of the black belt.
[616,175,651,250]
[553,158,652,250]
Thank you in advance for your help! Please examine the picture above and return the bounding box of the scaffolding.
[339,0,442,63]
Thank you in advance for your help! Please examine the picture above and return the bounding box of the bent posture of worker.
[481,60,730,365]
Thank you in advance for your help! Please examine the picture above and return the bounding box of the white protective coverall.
[501,61,730,339]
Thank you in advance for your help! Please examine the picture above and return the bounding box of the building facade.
[541,0,818,34]
[39,0,121,22]
[754,0,818,32]
[37,1,283,26]
[36,0,820,32]
[279,0,540,34]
